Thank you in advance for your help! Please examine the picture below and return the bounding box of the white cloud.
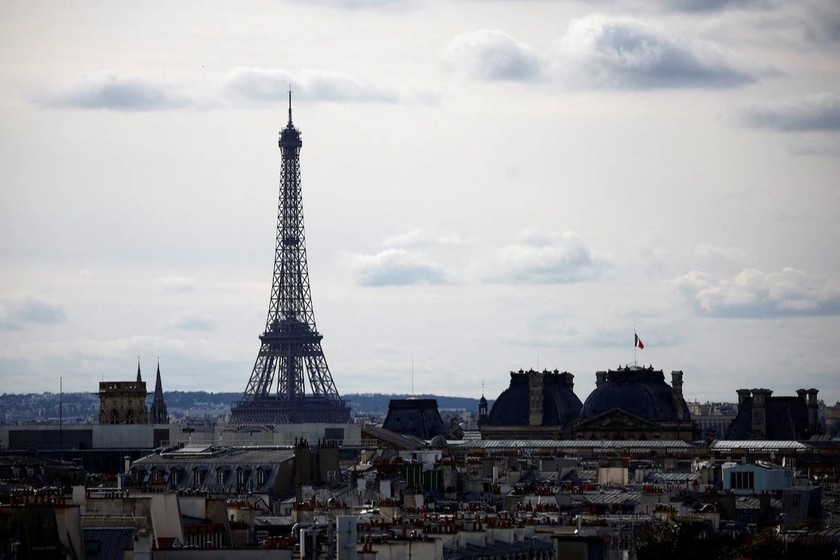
[556,14,755,89]
[294,0,408,9]
[153,276,198,293]
[166,311,217,332]
[33,70,188,111]
[381,228,467,249]
[484,230,610,284]
[32,67,406,112]
[665,0,773,13]
[672,267,840,317]
[442,30,543,82]
[222,67,401,104]
[0,295,67,331]
[695,244,748,267]
[351,249,448,286]
[738,91,840,132]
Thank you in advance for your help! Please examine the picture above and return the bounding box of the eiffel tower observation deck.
[227,94,351,431]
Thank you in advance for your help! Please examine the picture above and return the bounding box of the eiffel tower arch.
[227,94,351,431]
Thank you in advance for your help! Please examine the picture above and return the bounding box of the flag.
[635,333,644,349]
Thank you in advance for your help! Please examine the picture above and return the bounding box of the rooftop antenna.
[411,357,414,397]
[287,85,293,126]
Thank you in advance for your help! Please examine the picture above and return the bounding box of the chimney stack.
[807,388,819,435]
[750,388,772,439]
[528,370,544,426]
[563,371,575,390]
[595,371,607,389]
[671,371,685,419]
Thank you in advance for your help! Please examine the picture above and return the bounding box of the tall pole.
[59,376,63,461]
[633,320,637,366]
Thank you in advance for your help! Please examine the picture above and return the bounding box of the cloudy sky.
[1,0,839,407]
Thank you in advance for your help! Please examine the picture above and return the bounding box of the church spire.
[136,357,142,383]
[149,357,168,424]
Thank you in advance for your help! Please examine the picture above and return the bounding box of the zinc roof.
[446,439,694,451]
[710,440,812,451]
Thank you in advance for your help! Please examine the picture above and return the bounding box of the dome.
[580,366,690,422]
[485,370,582,428]
[429,435,448,449]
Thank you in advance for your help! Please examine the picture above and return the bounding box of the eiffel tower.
[227,93,351,430]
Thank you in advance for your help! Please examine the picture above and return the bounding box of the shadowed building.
[480,369,583,440]
[575,365,695,441]
[381,399,447,440]
[725,388,821,440]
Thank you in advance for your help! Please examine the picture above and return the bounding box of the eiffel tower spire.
[228,92,350,430]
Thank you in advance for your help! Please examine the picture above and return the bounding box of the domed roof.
[580,365,690,422]
[485,370,582,428]
[429,435,448,449]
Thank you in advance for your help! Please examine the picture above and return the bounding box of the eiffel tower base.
[224,396,351,433]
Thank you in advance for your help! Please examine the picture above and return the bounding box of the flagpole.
[633,319,637,366]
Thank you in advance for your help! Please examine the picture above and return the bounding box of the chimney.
[807,388,819,435]
[563,371,575,390]
[751,388,772,439]
[736,389,751,407]
[595,371,607,389]
[528,370,544,426]
[671,371,685,419]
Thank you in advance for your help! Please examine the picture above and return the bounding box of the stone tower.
[99,360,148,424]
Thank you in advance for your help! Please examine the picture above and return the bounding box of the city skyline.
[1,1,839,405]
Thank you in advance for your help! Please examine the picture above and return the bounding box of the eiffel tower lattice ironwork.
[227,93,351,430]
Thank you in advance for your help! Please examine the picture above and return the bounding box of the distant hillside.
[344,394,486,416]
[0,391,488,423]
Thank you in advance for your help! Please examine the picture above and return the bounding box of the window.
[193,468,204,485]
[217,469,227,486]
[257,468,266,487]
[237,468,249,487]
[730,471,754,490]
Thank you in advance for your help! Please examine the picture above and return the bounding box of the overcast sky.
[1,0,839,408]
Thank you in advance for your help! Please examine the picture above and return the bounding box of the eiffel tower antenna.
[227,93,350,431]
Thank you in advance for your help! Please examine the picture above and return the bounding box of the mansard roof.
[580,365,690,423]
[725,395,813,440]
[381,398,447,440]
[484,370,582,428]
